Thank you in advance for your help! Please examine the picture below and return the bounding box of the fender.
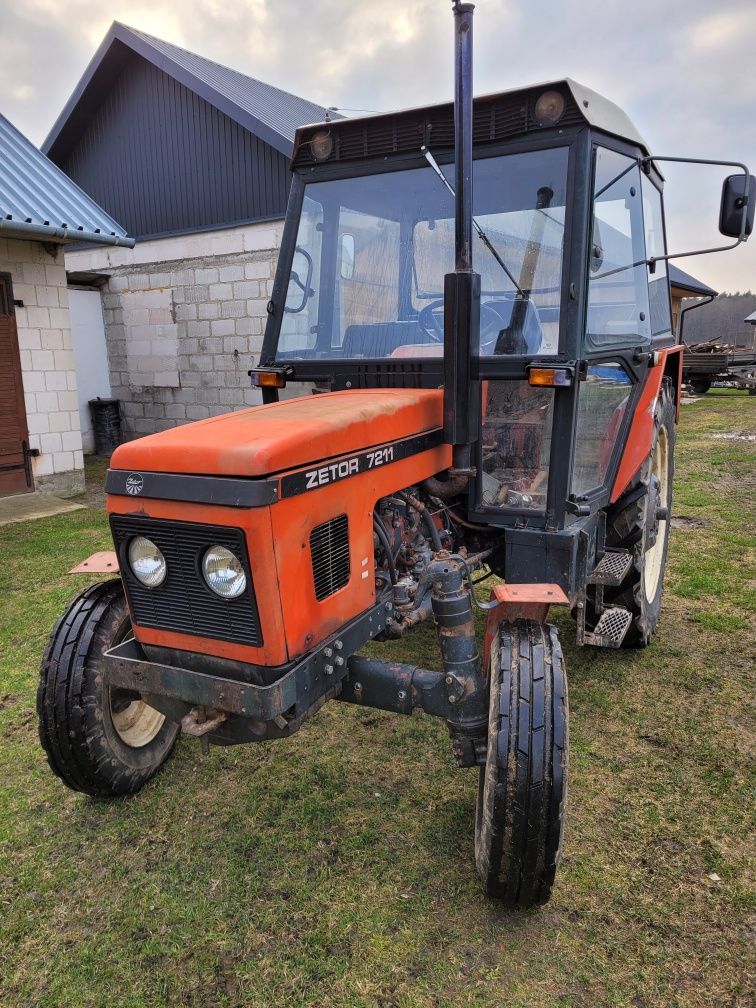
[482,583,569,673]
[611,346,683,503]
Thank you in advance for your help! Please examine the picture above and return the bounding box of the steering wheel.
[417,299,508,345]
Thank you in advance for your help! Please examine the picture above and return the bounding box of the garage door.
[0,273,33,496]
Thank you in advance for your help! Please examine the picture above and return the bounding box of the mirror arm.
[641,154,753,244]
[648,235,747,268]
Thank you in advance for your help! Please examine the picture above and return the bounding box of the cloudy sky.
[2,0,755,292]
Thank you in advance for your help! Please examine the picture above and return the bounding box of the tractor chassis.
[104,554,493,759]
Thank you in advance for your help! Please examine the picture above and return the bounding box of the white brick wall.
[0,238,84,496]
[65,220,284,438]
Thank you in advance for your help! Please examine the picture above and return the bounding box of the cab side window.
[641,175,673,338]
[587,148,651,348]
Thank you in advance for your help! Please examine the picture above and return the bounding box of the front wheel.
[475,620,568,907]
[37,580,179,797]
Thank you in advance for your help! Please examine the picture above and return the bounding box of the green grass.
[1,397,754,1008]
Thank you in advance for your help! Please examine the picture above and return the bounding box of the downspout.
[679,293,715,344]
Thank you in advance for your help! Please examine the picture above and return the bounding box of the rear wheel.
[475,619,568,907]
[596,379,675,647]
[37,580,179,797]
[690,378,711,395]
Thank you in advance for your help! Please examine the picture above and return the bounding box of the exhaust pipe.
[444,2,481,479]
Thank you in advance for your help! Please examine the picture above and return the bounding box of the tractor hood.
[110,388,444,479]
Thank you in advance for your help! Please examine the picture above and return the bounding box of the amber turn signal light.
[249,369,288,388]
[527,367,573,388]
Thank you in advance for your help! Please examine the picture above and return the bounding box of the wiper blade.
[421,145,525,297]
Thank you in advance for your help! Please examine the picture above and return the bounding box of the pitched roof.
[0,111,133,247]
[668,263,718,298]
[43,22,337,162]
[744,310,756,323]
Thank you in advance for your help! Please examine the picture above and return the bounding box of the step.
[587,549,633,587]
[584,607,633,648]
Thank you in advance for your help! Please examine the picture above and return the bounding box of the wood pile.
[685,339,733,353]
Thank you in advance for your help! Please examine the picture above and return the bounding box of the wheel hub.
[109,687,165,748]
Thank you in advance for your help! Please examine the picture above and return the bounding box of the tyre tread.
[37,580,176,797]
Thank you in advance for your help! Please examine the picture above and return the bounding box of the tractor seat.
[342,321,436,358]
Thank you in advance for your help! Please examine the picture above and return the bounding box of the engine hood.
[110,388,444,478]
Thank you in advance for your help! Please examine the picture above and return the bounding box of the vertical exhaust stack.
[444,1,481,480]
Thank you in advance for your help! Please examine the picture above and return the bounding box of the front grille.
[310,514,350,601]
[110,516,262,647]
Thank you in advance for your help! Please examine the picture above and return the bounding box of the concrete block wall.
[65,221,283,439]
[0,238,84,496]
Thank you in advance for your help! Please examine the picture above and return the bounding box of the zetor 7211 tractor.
[39,3,752,907]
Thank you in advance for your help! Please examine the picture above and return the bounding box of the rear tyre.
[475,619,568,907]
[690,378,711,395]
[596,379,675,648]
[37,580,179,797]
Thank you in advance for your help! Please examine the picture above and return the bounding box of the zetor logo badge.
[125,473,144,496]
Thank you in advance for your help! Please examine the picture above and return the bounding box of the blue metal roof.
[44,23,339,162]
[0,111,133,246]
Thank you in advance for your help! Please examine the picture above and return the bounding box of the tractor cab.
[259,80,673,530]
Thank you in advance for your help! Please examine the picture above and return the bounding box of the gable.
[59,51,290,240]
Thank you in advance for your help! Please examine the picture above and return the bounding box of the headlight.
[310,129,333,161]
[128,536,167,588]
[534,90,565,127]
[202,545,246,599]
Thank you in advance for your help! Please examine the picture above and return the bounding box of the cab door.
[569,146,669,512]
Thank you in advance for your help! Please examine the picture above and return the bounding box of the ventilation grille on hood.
[310,514,350,601]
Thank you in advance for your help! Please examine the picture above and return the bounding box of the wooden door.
[0,273,34,496]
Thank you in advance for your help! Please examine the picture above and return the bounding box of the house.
[0,111,132,498]
[668,263,718,336]
[668,264,756,348]
[42,23,336,439]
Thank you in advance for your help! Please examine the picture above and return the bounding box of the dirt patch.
[672,515,711,530]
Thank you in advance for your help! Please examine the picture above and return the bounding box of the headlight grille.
[110,516,262,647]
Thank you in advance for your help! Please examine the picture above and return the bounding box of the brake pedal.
[584,607,633,648]
[587,549,633,587]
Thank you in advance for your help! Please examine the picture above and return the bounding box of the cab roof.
[292,79,649,170]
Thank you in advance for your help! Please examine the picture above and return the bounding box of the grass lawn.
[0,391,754,1008]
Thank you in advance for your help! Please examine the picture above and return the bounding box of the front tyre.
[475,620,568,908]
[37,580,179,797]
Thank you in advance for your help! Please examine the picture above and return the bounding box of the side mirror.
[719,173,755,238]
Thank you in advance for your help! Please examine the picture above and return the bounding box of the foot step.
[584,607,633,648]
[587,549,633,587]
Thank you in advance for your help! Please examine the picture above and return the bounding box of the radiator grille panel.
[310,514,350,601]
[110,516,262,646]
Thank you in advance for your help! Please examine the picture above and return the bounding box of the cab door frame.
[0,272,35,496]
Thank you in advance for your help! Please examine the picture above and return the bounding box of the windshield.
[276,146,569,362]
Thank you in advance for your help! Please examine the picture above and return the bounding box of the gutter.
[0,217,135,248]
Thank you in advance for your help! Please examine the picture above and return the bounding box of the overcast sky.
[2,0,754,292]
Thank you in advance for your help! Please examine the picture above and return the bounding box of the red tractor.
[38,3,753,907]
